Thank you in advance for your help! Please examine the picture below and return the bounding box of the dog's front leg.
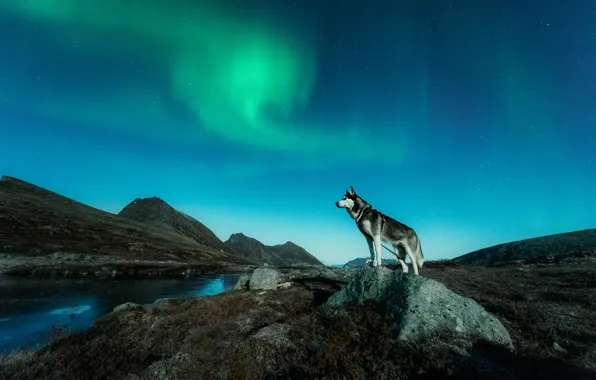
[365,236,375,266]
[373,234,382,267]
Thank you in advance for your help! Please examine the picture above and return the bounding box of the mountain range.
[3,175,594,270]
[0,175,321,267]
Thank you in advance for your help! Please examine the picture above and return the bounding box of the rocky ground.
[1,260,596,380]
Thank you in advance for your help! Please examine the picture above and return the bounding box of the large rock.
[233,275,250,290]
[249,267,281,290]
[326,266,514,350]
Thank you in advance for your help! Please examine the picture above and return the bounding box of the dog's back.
[381,213,425,268]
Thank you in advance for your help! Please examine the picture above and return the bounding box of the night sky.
[1,0,594,265]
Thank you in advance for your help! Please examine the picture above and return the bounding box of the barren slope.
[453,229,596,266]
[0,176,249,265]
[118,197,234,254]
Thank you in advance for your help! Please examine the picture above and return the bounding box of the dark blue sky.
[1,0,594,264]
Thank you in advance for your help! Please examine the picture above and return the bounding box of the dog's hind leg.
[403,240,419,275]
[365,236,375,266]
[392,243,409,273]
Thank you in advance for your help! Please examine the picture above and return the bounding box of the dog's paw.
[365,259,373,266]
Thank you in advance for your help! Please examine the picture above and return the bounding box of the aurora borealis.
[1,0,594,264]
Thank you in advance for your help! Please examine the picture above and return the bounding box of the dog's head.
[335,186,357,209]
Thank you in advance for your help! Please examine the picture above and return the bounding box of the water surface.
[0,274,241,353]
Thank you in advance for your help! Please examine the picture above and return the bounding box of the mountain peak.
[119,197,234,254]
[129,196,169,206]
[225,232,322,266]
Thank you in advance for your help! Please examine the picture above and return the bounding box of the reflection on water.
[0,274,241,353]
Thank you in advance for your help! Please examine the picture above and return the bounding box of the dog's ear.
[345,188,350,195]
[349,186,355,195]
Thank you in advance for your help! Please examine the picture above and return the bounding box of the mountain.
[0,175,250,265]
[269,241,323,265]
[343,257,398,268]
[452,229,596,266]
[225,233,322,266]
[118,197,234,254]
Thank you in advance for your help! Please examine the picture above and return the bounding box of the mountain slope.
[269,241,323,266]
[453,229,596,266]
[225,233,322,266]
[118,197,234,254]
[0,175,249,265]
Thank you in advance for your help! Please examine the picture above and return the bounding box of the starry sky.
[1,0,594,265]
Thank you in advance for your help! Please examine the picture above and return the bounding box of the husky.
[335,186,425,275]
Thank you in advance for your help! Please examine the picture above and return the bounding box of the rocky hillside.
[225,233,322,266]
[269,241,322,266]
[453,228,596,266]
[343,257,398,268]
[118,197,234,254]
[0,175,250,266]
[3,261,596,379]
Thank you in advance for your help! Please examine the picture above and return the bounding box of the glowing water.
[0,274,241,353]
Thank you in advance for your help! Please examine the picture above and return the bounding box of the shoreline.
[0,253,332,279]
[0,253,258,279]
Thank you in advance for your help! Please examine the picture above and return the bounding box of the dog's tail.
[416,236,425,268]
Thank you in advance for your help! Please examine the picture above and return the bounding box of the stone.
[249,268,281,290]
[326,266,514,351]
[233,275,250,291]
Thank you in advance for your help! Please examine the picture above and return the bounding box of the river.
[0,274,242,353]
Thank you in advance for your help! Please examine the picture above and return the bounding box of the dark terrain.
[2,259,595,380]
[2,174,595,379]
[225,232,322,266]
[0,176,253,275]
[453,228,596,266]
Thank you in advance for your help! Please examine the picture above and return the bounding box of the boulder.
[233,275,251,291]
[326,266,514,350]
[249,267,281,290]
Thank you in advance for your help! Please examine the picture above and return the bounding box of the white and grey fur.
[335,186,425,275]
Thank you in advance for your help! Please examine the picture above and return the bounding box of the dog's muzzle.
[335,201,341,208]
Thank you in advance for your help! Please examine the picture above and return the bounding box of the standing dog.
[335,186,425,275]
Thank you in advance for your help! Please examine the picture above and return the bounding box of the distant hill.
[0,175,250,265]
[225,233,322,266]
[118,197,234,254]
[343,258,398,268]
[453,229,596,266]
